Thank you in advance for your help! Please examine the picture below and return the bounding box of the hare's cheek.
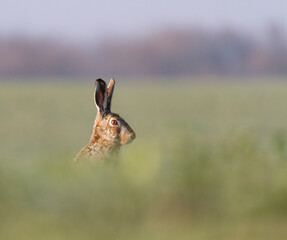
[110,126,119,134]
[119,131,129,144]
[110,127,121,140]
[120,135,127,144]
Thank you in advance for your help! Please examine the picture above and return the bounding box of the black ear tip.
[96,78,106,84]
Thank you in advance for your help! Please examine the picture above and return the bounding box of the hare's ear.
[106,78,115,111]
[94,79,108,114]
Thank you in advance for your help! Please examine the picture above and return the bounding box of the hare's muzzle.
[119,118,136,145]
[130,132,136,140]
[124,131,136,144]
[121,129,136,145]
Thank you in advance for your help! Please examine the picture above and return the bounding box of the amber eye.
[111,119,118,126]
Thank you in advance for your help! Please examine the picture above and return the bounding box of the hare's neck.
[89,131,121,154]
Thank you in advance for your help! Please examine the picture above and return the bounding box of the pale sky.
[1,0,286,40]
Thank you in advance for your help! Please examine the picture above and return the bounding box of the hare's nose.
[130,132,136,140]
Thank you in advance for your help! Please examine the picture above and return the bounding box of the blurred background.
[1,1,287,240]
[1,0,287,79]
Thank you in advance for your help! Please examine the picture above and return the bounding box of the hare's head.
[91,78,136,145]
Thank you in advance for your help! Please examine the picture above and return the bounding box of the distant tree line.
[0,25,287,78]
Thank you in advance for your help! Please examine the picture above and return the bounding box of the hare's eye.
[111,119,118,126]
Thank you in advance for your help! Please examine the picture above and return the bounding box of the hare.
[73,78,136,163]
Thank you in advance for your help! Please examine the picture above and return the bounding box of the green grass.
[1,80,287,239]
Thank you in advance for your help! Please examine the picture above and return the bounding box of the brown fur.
[73,79,135,163]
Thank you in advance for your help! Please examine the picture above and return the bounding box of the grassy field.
[1,80,287,239]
